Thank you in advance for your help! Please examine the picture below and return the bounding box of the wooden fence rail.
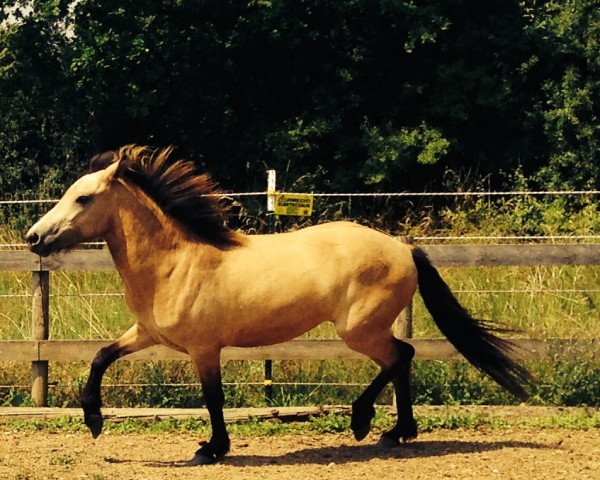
[1,338,598,363]
[0,243,599,406]
[3,243,600,271]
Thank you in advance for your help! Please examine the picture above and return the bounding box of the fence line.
[3,289,600,301]
[0,193,266,205]
[2,189,600,206]
[3,244,597,270]
[311,190,600,197]
[1,338,598,364]
[3,191,598,250]
[413,235,600,241]
[2,236,600,251]
[0,242,103,249]
[0,292,125,298]
[0,243,599,407]
[0,381,372,389]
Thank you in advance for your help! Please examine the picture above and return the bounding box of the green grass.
[2,358,600,409]
[1,264,598,341]
[2,407,599,436]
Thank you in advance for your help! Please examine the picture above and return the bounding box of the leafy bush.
[0,1,598,198]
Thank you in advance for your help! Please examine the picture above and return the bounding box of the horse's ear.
[104,157,127,181]
[115,157,128,178]
[89,151,118,173]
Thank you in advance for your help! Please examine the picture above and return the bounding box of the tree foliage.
[0,0,597,198]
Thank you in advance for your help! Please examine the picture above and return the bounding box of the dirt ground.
[1,427,599,480]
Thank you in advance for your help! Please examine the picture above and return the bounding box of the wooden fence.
[1,244,599,407]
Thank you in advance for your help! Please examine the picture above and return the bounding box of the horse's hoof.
[377,435,400,449]
[352,422,371,442]
[351,403,375,441]
[84,412,104,439]
[187,453,217,466]
[400,420,418,442]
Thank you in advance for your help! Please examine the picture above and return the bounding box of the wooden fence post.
[394,302,413,340]
[264,169,276,403]
[394,235,414,339]
[392,236,414,406]
[31,270,49,407]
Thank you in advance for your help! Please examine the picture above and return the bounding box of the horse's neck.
[104,185,185,283]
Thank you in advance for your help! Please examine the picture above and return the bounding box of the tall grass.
[0,193,598,407]
[1,266,598,341]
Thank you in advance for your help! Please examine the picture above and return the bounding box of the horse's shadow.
[106,438,555,468]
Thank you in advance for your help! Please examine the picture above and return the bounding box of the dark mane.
[89,145,242,248]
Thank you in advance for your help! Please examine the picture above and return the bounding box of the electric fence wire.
[2,189,600,205]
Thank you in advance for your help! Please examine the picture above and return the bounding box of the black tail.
[411,247,533,400]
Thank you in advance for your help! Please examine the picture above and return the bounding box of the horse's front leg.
[80,324,155,438]
[188,350,230,465]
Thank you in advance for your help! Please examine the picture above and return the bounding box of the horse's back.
[241,221,416,302]
[279,221,413,267]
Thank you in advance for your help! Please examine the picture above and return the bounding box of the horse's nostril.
[26,232,41,246]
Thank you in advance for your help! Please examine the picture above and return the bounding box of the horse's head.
[26,159,122,257]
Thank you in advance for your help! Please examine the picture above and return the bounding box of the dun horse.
[26,146,532,464]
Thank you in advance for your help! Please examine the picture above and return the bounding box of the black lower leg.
[380,340,417,446]
[351,368,395,441]
[193,371,230,464]
[80,343,129,438]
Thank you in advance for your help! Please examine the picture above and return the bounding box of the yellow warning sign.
[274,193,313,216]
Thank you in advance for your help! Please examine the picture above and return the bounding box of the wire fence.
[4,236,600,249]
[0,381,372,390]
[2,190,600,247]
[0,191,598,408]
[1,190,599,299]
[2,288,600,300]
[2,189,600,205]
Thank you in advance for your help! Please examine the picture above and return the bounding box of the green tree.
[0,0,75,197]
[0,1,597,198]
[526,0,599,189]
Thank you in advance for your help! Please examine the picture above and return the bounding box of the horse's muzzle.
[25,229,53,257]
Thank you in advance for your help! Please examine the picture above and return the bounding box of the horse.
[26,145,532,465]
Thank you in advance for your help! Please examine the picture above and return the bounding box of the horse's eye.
[75,195,93,206]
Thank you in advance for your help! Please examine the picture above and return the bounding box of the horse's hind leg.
[350,366,394,441]
[378,339,417,447]
[346,335,416,444]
